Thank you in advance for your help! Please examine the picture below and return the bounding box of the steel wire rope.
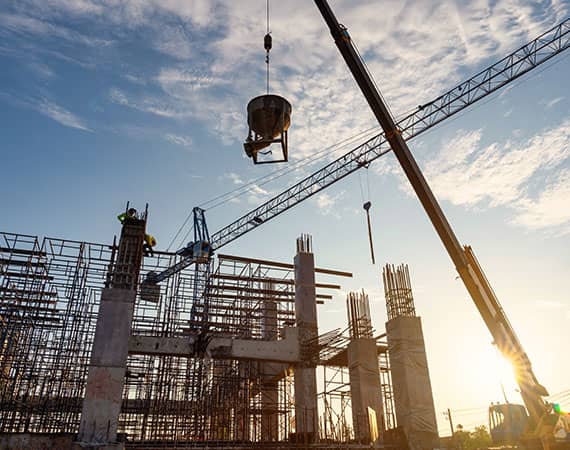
[171,126,380,250]
[550,392,570,403]
[547,388,570,400]
[452,409,491,417]
[357,167,366,204]
[451,406,491,412]
[266,0,270,94]
[198,125,379,210]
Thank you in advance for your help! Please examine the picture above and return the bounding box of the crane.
[312,0,568,448]
[145,16,569,285]
[140,9,570,448]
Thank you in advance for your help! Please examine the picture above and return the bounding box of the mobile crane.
[144,7,570,449]
[313,1,569,448]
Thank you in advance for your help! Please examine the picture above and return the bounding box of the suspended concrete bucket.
[243,94,291,164]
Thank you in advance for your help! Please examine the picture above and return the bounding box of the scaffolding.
[379,351,396,431]
[0,233,108,433]
[1,231,385,447]
[320,365,353,442]
[122,252,303,443]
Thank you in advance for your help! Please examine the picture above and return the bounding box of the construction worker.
[143,234,156,257]
[117,208,137,224]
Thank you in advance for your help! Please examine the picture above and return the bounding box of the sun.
[472,345,522,405]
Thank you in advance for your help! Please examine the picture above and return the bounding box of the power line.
[548,388,570,400]
[450,405,489,413]
[199,126,379,210]
[169,126,379,250]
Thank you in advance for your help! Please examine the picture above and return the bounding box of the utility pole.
[446,408,455,437]
[445,408,464,450]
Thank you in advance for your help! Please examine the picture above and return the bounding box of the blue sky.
[1,0,569,434]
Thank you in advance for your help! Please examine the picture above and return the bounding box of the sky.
[1,0,569,436]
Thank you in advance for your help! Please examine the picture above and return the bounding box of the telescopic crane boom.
[312,0,563,442]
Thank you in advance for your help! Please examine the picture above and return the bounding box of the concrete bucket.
[244,94,292,164]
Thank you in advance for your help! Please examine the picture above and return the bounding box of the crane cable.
[358,162,375,264]
[167,125,380,251]
[265,0,271,95]
[202,126,379,210]
[174,128,378,249]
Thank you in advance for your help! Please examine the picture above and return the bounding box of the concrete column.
[348,338,384,444]
[75,214,145,449]
[293,236,318,443]
[386,316,438,450]
[261,290,279,441]
[237,361,251,441]
[75,288,135,448]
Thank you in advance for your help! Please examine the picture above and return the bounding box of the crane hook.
[363,201,376,264]
[264,33,272,53]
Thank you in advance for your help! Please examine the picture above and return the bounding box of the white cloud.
[164,133,192,148]
[0,92,89,131]
[37,0,104,16]
[156,68,224,91]
[153,26,193,60]
[36,98,90,131]
[23,0,567,157]
[315,193,336,213]
[8,0,216,28]
[109,87,128,105]
[312,191,345,217]
[123,74,146,85]
[422,120,570,232]
[8,0,219,58]
[5,0,569,166]
[109,71,241,143]
[224,172,243,185]
[513,169,570,232]
[544,96,565,109]
[26,61,55,79]
[109,87,189,119]
[0,13,111,47]
[246,184,271,205]
[210,175,273,206]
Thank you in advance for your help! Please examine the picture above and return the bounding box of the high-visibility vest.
[145,235,157,247]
